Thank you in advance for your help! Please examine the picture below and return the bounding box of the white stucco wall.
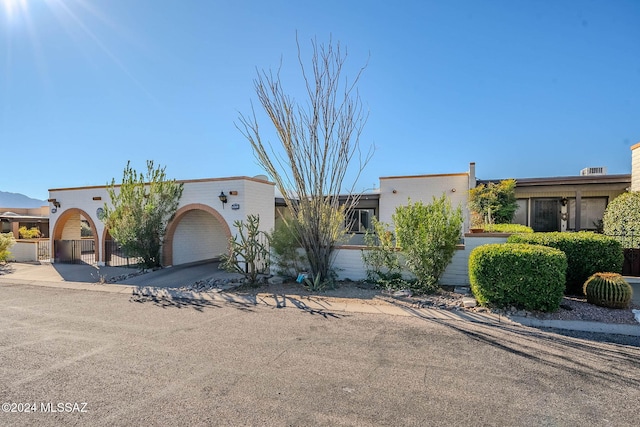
[172,210,229,265]
[333,235,509,286]
[8,240,38,262]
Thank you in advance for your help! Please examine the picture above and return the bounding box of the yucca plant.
[583,272,633,309]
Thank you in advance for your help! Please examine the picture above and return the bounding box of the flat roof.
[479,174,631,187]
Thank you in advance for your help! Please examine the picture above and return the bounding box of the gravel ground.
[191,278,640,326]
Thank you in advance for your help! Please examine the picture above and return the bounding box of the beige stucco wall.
[378,172,470,230]
[632,143,640,191]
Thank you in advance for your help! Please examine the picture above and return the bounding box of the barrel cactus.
[583,272,633,309]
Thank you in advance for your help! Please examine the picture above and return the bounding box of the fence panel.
[104,240,141,267]
[37,239,50,261]
[607,232,640,277]
[54,239,95,264]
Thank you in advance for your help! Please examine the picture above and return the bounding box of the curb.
[507,316,640,337]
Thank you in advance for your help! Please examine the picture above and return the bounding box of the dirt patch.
[230,279,640,325]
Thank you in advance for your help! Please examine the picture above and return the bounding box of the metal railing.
[53,239,96,264]
[104,240,142,268]
[606,232,640,276]
[37,239,50,261]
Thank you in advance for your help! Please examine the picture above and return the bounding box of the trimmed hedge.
[481,224,533,234]
[507,232,623,295]
[469,243,567,312]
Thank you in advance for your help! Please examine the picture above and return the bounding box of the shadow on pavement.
[405,308,640,388]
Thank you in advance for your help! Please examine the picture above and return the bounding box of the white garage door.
[171,210,228,265]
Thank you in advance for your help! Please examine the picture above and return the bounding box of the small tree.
[237,35,373,284]
[103,161,183,269]
[603,191,640,248]
[19,226,41,239]
[468,179,517,224]
[393,196,464,294]
[0,232,15,262]
[222,214,270,286]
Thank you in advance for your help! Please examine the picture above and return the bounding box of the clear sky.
[2,0,639,200]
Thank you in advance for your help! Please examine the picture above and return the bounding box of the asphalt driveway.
[0,283,639,426]
[0,261,241,289]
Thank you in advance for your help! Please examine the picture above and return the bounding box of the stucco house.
[47,176,274,267]
[37,143,639,284]
[0,207,49,239]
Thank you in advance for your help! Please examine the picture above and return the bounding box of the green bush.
[481,224,533,234]
[602,191,640,248]
[507,232,623,295]
[361,217,404,290]
[469,243,567,312]
[268,219,306,279]
[393,196,464,294]
[0,232,16,262]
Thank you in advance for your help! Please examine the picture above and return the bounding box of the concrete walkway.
[1,262,639,337]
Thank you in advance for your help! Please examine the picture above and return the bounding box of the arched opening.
[163,204,231,266]
[52,208,99,264]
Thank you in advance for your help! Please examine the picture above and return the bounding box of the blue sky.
[2,0,639,201]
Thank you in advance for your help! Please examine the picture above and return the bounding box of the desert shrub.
[482,224,533,234]
[393,196,463,294]
[0,232,16,262]
[222,214,270,286]
[507,232,623,295]
[602,191,640,248]
[361,217,404,290]
[469,243,567,312]
[268,219,306,279]
[18,226,41,239]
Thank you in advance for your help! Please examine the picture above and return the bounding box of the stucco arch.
[162,203,232,266]
[52,208,100,263]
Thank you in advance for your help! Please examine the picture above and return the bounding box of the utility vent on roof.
[580,167,607,176]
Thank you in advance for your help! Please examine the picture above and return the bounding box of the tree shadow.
[259,293,348,319]
[400,305,640,388]
[129,288,255,313]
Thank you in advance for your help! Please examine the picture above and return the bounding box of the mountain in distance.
[0,190,47,208]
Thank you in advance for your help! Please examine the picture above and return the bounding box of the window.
[512,199,529,226]
[347,209,375,233]
[568,198,608,230]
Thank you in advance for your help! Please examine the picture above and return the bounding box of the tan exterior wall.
[60,212,82,240]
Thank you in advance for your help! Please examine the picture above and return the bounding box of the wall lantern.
[218,191,228,204]
[48,198,61,208]
[561,197,568,206]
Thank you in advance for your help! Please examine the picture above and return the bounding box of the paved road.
[1,282,639,426]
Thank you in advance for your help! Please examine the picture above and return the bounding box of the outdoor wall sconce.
[218,191,228,204]
[48,199,61,208]
[561,197,568,206]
